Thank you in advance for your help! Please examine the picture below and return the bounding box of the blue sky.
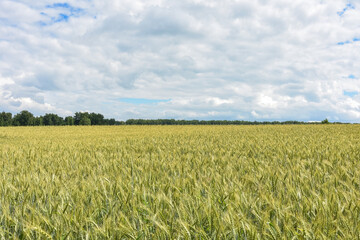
[0,0,360,122]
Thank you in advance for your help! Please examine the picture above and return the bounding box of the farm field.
[1,125,360,239]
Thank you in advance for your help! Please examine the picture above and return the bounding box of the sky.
[0,0,360,122]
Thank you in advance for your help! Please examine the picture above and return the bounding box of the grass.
[0,125,360,239]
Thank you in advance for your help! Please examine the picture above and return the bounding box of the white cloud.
[0,0,359,121]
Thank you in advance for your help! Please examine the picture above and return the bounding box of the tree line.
[125,119,338,125]
[0,111,123,126]
[0,110,340,126]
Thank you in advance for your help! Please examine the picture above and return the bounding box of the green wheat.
[0,125,359,239]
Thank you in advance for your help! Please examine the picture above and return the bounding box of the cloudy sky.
[0,0,359,122]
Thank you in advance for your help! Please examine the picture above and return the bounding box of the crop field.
[0,125,360,239]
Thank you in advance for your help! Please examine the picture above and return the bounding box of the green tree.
[89,113,104,125]
[13,110,34,126]
[33,116,43,126]
[0,112,12,126]
[43,113,64,126]
[79,117,91,125]
[65,116,74,125]
[322,118,329,124]
[74,112,90,125]
[43,114,53,125]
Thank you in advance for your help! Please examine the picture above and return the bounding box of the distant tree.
[89,113,104,125]
[126,119,135,125]
[117,121,125,125]
[43,114,53,125]
[74,112,90,125]
[321,118,329,124]
[79,116,91,125]
[12,120,20,126]
[0,112,12,126]
[108,118,116,125]
[13,110,34,126]
[43,113,63,126]
[33,116,43,126]
[65,116,74,125]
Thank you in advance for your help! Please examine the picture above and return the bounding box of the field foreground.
[1,125,360,239]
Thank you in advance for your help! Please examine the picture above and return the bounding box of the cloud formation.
[0,0,360,121]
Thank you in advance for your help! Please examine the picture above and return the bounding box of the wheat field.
[0,125,360,239]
